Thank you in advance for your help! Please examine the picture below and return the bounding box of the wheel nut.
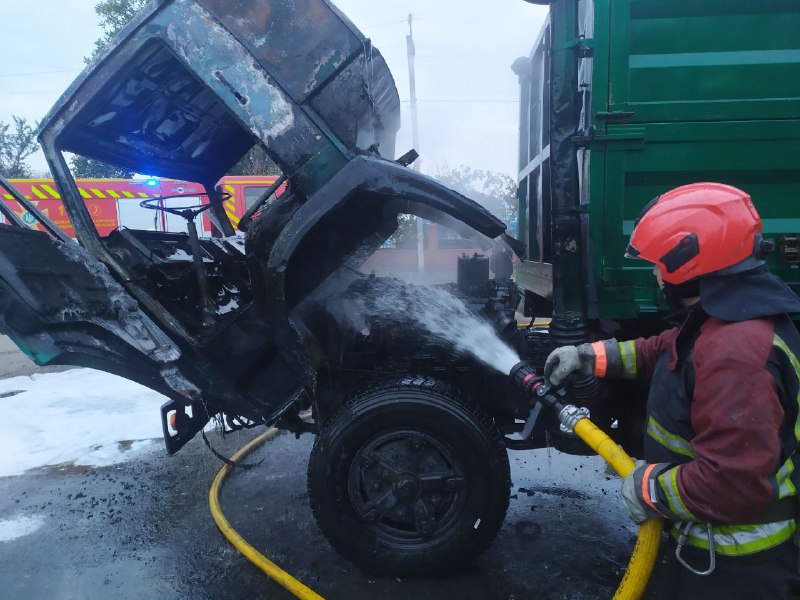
[418,519,433,536]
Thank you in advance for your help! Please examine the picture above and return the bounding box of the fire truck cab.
[1,176,279,237]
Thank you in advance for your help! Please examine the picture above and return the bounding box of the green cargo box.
[516,0,800,324]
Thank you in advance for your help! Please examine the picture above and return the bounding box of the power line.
[412,16,542,30]
[0,89,64,96]
[401,99,518,104]
[0,70,81,78]
[362,18,408,28]
[0,59,80,70]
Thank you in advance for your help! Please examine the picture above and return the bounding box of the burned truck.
[0,0,597,576]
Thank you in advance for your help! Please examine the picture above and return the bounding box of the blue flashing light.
[145,177,159,187]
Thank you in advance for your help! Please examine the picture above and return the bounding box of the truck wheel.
[307,377,510,576]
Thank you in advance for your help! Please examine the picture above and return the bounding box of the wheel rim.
[347,429,467,544]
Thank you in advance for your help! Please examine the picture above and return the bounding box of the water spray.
[334,279,661,597]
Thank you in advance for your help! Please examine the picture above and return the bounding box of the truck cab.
[0,0,529,576]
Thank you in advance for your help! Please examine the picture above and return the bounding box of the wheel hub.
[347,429,466,541]
[393,474,420,500]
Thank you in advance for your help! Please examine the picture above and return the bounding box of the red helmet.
[625,183,763,285]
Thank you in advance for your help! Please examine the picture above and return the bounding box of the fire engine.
[0,176,279,237]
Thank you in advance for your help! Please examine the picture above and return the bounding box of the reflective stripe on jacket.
[624,310,800,556]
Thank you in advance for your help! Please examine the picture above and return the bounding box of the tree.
[70,155,134,179]
[383,165,519,249]
[228,146,282,177]
[384,214,418,249]
[431,164,518,225]
[71,0,149,177]
[0,116,39,178]
[88,0,148,63]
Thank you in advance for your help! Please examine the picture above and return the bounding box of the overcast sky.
[0,0,547,179]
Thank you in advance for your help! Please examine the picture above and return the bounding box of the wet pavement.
[0,334,639,599]
[0,426,638,600]
[0,334,71,378]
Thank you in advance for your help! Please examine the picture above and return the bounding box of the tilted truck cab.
[0,0,526,576]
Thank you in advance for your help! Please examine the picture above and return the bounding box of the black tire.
[307,377,510,576]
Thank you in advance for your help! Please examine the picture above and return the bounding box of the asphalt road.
[0,337,639,599]
[0,334,73,378]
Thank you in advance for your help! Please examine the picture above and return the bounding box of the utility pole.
[406,13,425,275]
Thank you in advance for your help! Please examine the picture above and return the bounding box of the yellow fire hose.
[210,414,660,600]
[208,428,326,600]
[573,418,663,599]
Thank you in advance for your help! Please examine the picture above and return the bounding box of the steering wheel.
[139,192,232,222]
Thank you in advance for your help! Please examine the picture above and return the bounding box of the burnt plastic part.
[395,149,419,167]
[491,246,514,280]
[457,254,490,294]
[161,399,208,455]
[520,326,554,371]
[501,232,527,260]
[238,174,288,233]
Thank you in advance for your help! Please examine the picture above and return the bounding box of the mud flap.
[160,399,208,455]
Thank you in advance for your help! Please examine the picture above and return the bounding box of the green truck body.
[516,0,800,326]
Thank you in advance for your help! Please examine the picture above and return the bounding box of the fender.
[260,154,507,388]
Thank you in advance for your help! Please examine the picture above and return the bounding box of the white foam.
[0,369,166,477]
[0,514,45,542]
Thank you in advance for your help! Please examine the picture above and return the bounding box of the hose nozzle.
[509,361,572,417]
[509,361,542,396]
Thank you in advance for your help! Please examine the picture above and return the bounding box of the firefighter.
[545,183,800,599]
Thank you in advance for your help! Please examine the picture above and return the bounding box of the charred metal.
[0,0,610,577]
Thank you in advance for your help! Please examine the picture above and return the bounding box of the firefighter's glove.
[545,339,629,384]
[621,460,670,524]
[544,344,595,385]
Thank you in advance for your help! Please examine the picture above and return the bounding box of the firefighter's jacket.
[615,307,800,556]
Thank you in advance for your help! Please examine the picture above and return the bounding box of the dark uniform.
[545,183,800,598]
[611,268,800,599]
